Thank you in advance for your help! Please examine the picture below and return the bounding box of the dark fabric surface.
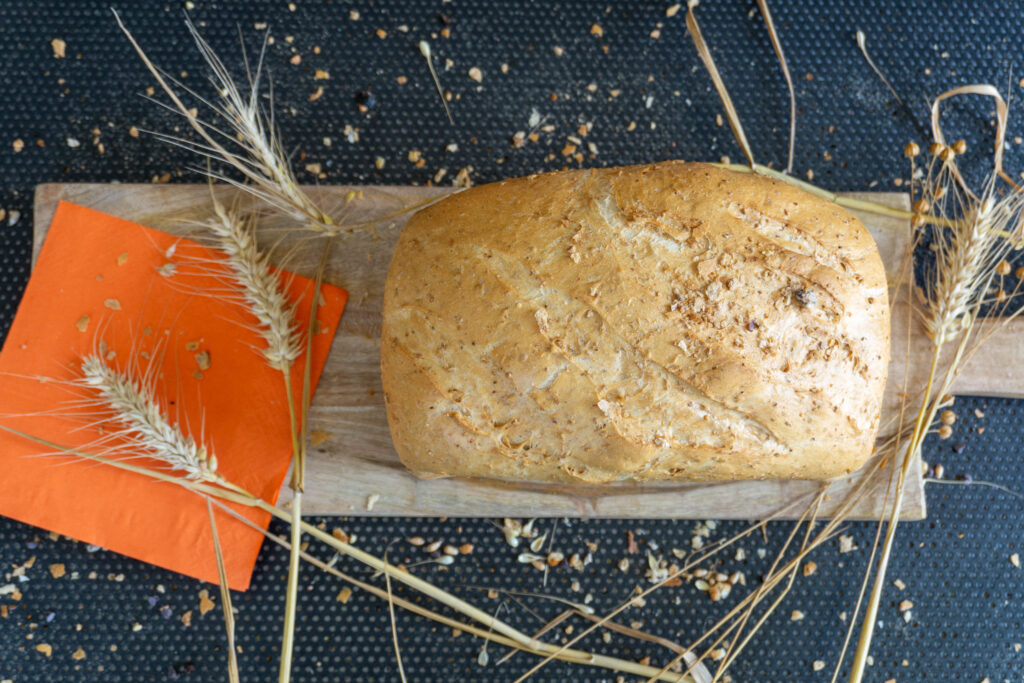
[1,1,1023,681]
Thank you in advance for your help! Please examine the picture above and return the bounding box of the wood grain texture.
[34,182,1006,521]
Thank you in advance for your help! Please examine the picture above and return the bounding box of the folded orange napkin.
[0,201,347,590]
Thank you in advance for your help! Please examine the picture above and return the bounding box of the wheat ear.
[208,198,301,370]
[113,10,335,233]
[81,354,219,482]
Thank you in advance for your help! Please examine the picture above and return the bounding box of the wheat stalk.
[204,194,305,680]
[1,420,706,682]
[847,93,1024,680]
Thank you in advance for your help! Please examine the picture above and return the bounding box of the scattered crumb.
[314,69,330,80]
[12,139,24,153]
[50,38,66,58]
[376,28,387,39]
[839,535,857,553]
[198,589,215,615]
[103,298,121,311]
[1011,553,1020,568]
[898,600,914,611]
[366,493,380,511]
[337,587,352,604]
[553,46,564,57]
[129,126,139,138]
[71,647,85,661]
[75,315,90,333]
[468,66,483,82]
[194,350,211,371]
[590,24,604,37]
[802,561,817,577]
[185,341,200,351]
[894,578,907,590]
[308,86,324,102]
[117,252,129,266]
[158,263,176,277]
[36,643,53,657]
[49,563,66,579]
[289,54,301,65]
[310,429,331,447]
[791,610,804,621]
[812,660,825,671]
[666,3,682,16]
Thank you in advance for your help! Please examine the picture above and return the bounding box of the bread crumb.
[117,252,129,266]
[194,350,211,371]
[49,563,66,578]
[198,589,215,615]
[337,587,352,603]
[310,429,331,447]
[314,69,330,80]
[666,3,682,16]
[12,139,24,153]
[1011,553,1020,568]
[104,298,121,311]
[180,610,192,627]
[812,660,825,671]
[71,647,86,661]
[129,126,139,138]
[468,66,483,82]
[51,38,66,58]
[75,315,90,333]
[308,85,324,102]
[36,643,53,657]
[590,24,604,37]
[366,493,380,511]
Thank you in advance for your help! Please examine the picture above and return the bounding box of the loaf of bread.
[380,161,890,483]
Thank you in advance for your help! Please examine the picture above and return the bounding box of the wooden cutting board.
[33,183,1024,520]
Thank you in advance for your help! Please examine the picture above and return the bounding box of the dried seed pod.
[547,551,564,566]
[904,141,920,158]
[694,579,710,591]
[436,555,454,566]
[424,540,443,553]
[952,139,967,154]
[442,545,459,556]
[459,543,474,555]
[517,552,543,564]
[407,536,425,546]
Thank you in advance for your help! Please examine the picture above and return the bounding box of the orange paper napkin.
[0,201,347,590]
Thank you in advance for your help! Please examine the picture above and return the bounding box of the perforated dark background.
[1,1,1024,681]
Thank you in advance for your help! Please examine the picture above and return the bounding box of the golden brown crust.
[380,161,890,483]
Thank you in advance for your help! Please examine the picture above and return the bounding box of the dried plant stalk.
[847,86,1024,681]
[2,420,704,683]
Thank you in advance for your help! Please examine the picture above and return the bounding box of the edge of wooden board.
[33,182,931,520]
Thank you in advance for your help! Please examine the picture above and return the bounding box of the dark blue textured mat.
[2,1,1024,681]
